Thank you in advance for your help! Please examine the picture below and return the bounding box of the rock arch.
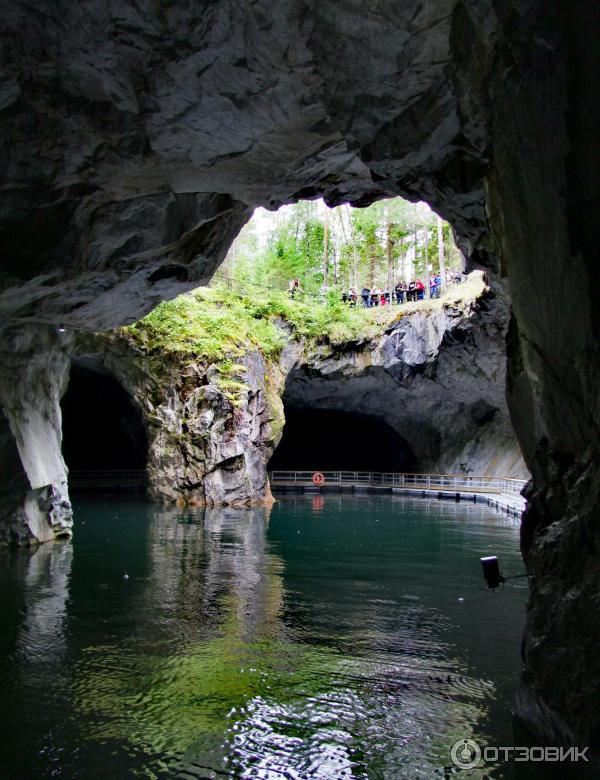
[268,407,418,473]
[0,0,598,751]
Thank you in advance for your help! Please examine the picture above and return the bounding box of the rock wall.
[0,326,73,544]
[486,4,600,750]
[283,282,527,479]
[68,279,526,509]
[0,0,498,333]
[71,335,286,507]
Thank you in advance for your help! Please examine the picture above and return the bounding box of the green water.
[0,494,528,779]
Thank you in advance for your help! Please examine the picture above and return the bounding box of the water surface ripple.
[0,494,527,779]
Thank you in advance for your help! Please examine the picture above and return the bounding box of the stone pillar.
[0,325,73,544]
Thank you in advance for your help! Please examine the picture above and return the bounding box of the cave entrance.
[61,363,148,492]
[268,408,416,472]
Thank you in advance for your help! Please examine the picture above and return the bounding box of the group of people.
[288,270,462,304]
[344,270,462,307]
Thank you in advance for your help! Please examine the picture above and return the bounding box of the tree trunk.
[229,240,236,288]
[437,215,446,293]
[369,235,376,287]
[412,228,418,280]
[323,206,329,287]
[333,244,339,285]
[336,207,348,289]
[385,206,393,296]
[341,205,359,289]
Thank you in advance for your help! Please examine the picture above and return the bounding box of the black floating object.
[481,555,505,589]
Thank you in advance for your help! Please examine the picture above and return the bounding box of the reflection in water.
[17,540,73,665]
[141,504,280,643]
[0,495,527,779]
[312,495,325,513]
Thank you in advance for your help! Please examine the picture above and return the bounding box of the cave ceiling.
[0,0,496,330]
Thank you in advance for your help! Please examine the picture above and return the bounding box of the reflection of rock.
[17,541,73,663]
[205,505,281,641]
[143,503,280,641]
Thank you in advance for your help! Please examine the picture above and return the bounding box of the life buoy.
[312,472,325,486]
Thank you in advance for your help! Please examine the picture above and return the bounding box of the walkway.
[68,469,146,491]
[269,471,527,518]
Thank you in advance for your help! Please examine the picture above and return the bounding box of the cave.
[268,408,416,473]
[0,0,598,755]
[61,364,147,484]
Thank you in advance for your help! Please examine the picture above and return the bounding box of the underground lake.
[0,494,527,779]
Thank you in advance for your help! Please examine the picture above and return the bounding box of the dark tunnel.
[61,364,147,477]
[268,408,416,472]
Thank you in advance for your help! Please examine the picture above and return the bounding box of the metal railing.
[269,471,527,495]
[68,469,147,489]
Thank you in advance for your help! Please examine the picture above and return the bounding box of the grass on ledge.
[124,273,486,363]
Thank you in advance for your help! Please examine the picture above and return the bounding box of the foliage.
[125,284,388,364]
[126,272,485,367]
[125,191,482,405]
[218,196,464,297]
[125,287,287,361]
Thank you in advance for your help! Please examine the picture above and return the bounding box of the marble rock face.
[0,325,73,544]
[69,334,287,507]
[0,0,496,331]
[283,284,528,480]
[70,281,526,509]
[1,0,600,754]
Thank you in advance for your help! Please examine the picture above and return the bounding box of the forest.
[125,197,473,372]
[216,197,464,298]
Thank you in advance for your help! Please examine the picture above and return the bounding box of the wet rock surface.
[0,326,73,544]
[70,334,286,507]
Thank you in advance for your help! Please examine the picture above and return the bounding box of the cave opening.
[61,363,147,490]
[268,407,416,473]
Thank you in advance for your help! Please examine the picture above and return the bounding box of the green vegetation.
[126,273,484,366]
[123,197,480,404]
[218,196,464,297]
[125,284,379,361]
[125,276,482,410]
[126,286,284,360]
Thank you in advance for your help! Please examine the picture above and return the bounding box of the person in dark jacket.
[395,281,406,304]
